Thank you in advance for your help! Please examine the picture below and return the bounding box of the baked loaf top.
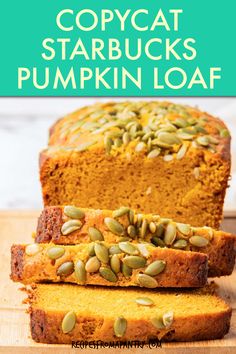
[11,242,208,288]
[46,101,230,161]
[28,283,232,343]
[35,205,236,277]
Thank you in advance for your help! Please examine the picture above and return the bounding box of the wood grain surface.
[0,211,235,353]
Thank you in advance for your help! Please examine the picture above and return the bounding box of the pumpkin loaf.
[11,242,208,288]
[27,283,232,343]
[35,205,236,277]
[40,101,231,228]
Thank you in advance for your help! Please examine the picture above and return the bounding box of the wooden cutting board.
[0,211,235,353]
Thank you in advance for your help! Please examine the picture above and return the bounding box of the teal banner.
[0,0,235,96]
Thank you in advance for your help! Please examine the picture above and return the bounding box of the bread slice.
[11,242,208,288]
[40,101,231,228]
[27,283,231,343]
[35,206,236,277]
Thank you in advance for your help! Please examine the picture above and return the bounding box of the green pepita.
[74,260,86,283]
[176,223,191,235]
[149,222,157,234]
[112,207,130,218]
[189,236,209,247]
[144,260,166,276]
[104,217,124,235]
[57,261,74,277]
[135,297,154,306]
[119,242,138,255]
[147,149,161,159]
[163,311,174,327]
[94,243,109,263]
[137,273,158,288]
[85,256,100,273]
[99,267,117,282]
[88,227,104,241]
[123,256,146,269]
[64,206,85,219]
[176,144,188,160]
[173,239,188,249]
[109,245,122,255]
[114,317,127,337]
[196,136,209,146]
[158,132,181,145]
[25,243,41,256]
[123,132,131,145]
[61,220,82,236]
[47,246,65,260]
[151,317,165,329]
[122,263,132,278]
[140,219,148,238]
[164,223,177,245]
[128,209,135,224]
[127,225,137,238]
[87,243,95,256]
[62,311,76,334]
[151,237,165,248]
[110,254,121,274]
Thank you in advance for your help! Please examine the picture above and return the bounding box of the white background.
[0,97,235,210]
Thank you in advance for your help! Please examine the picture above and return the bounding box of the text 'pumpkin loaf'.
[40,101,231,228]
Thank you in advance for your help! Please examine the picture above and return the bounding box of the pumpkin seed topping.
[85,256,101,273]
[62,311,76,334]
[87,243,95,256]
[110,254,121,274]
[151,317,165,329]
[94,243,109,263]
[144,260,166,276]
[189,235,209,247]
[164,223,177,245]
[112,207,130,218]
[137,273,158,288]
[123,256,146,269]
[149,222,157,234]
[109,245,122,255]
[64,206,85,219]
[173,239,188,249]
[122,263,133,278]
[61,220,82,236]
[88,227,104,241]
[140,219,148,238]
[74,260,86,283]
[147,149,161,159]
[135,297,154,306]
[119,242,139,255]
[99,267,117,282]
[176,144,188,160]
[25,244,41,256]
[127,225,137,238]
[47,246,65,260]
[151,236,166,248]
[163,311,174,327]
[196,136,209,146]
[57,261,74,277]
[114,317,127,337]
[104,217,125,235]
[176,223,191,235]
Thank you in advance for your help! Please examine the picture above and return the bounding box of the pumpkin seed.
[104,217,124,235]
[163,154,174,162]
[155,223,165,237]
[127,225,137,238]
[173,239,188,249]
[109,245,122,255]
[128,209,135,224]
[151,237,165,248]
[140,219,148,238]
[61,220,82,235]
[122,263,132,278]
[85,256,100,273]
[113,207,130,218]
[193,167,200,179]
[163,311,174,327]
[119,242,138,255]
[74,260,86,283]
[94,243,109,263]
[64,206,85,219]
[177,132,194,140]
[57,261,74,277]
[147,149,161,159]
[25,243,41,256]
[158,132,181,145]
[144,260,166,276]
[176,223,191,235]
[76,141,96,152]
[135,297,154,306]
[123,132,131,145]
[110,254,121,274]
[87,243,95,256]
[189,236,209,247]
[47,246,65,260]
[207,136,219,145]
[114,138,122,148]
[164,223,177,245]
[137,244,150,257]
[151,317,165,329]
[119,236,131,242]
[114,317,127,337]
[176,144,187,160]
[220,129,230,138]
[135,142,146,152]
[99,267,117,282]
[88,227,104,241]
[123,256,146,269]
[196,136,209,146]
[62,311,76,334]
[173,117,187,128]
[152,138,172,149]
[136,214,143,227]
[137,273,158,288]
[149,222,157,234]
